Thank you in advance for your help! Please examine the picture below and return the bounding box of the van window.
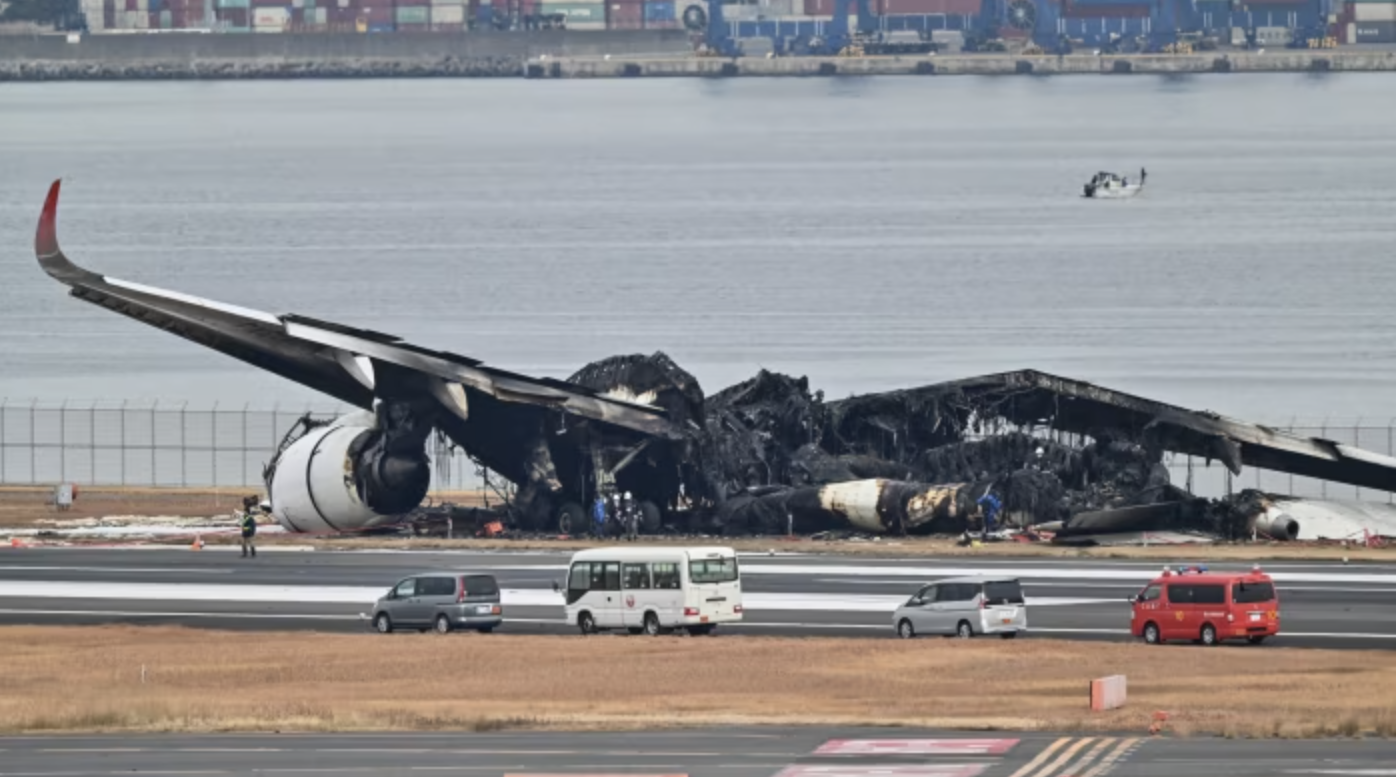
[1138,585,1162,602]
[689,557,738,584]
[908,585,935,606]
[984,580,1025,605]
[1193,584,1226,604]
[652,562,681,589]
[462,575,498,597]
[420,577,454,597]
[1232,581,1275,604]
[1166,584,1192,604]
[936,583,977,602]
[394,579,416,598]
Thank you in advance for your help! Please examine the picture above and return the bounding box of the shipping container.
[367,20,395,29]
[431,2,464,19]
[1355,18,1396,37]
[431,20,464,27]
[539,0,604,20]
[253,5,289,24]
[1354,1,1396,20]
[806,0,975,13]
[642,0,674,19]
[1062,0,1148,16]
[396,20,430,28]
[606,0,642,27]
[395,4,429,21]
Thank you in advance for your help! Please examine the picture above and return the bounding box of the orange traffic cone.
[8,537,22,548]
[191,535,203,551]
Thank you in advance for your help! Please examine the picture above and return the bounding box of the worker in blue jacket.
[976,492,1002,540]
[591,495,606,538]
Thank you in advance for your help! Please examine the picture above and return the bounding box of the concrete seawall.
[3,31,1396,81]
[538,49,1396,78]
[0,30,692,80]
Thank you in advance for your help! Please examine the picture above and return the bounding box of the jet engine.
[265,407,433,534]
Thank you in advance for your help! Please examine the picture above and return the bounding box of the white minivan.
[892,575,1028,639]
[562,546,743,636]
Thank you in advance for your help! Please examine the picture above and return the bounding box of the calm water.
[2,73,1396,425]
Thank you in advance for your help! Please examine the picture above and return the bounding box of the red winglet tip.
[36,179,62,257]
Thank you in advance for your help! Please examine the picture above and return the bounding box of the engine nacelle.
[267,410,432,534]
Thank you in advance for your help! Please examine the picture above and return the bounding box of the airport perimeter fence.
[0,398,1393,504]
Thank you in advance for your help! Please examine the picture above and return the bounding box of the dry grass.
[4,485,1394,562]
[2,626,1395,738]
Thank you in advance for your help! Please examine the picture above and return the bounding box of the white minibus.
[562,546,743,636]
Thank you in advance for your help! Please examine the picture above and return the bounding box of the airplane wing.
[33,179,681,440]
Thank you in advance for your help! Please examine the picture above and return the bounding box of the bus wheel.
[578,612,597,635]
[643,612,662,636]
[1200,624,1218,646]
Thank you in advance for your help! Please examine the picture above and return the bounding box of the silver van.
[892,575,1027,639]
[370,572,502,634]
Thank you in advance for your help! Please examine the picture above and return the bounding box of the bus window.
[1233,581,1275,604]
[652,562,680,589]
[602,562,621,591]
[567,563,591,605]
[689,557,738,584]
[623,563,650,589]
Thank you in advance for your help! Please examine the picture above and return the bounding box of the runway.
[1,728,1394,777]
[2,547,1396,648]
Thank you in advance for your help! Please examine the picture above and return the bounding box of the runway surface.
[2,547,1396,648]
[1,728,1393,777]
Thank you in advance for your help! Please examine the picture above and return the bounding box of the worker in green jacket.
[240,495,259,558]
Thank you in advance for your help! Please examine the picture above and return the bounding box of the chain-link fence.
[2,399,1393,502]
[0,399,478,492]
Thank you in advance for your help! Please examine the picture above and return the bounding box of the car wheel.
[1144,622,1161,644]
[956,620,973,639]
[897,619,915,639]
[643,612,661,636]
[374,613,392,634]
[578,611,596,635]
[1201,624,1218,646]
[434,614,451,634]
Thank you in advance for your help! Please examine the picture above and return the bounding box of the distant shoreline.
[4,45,1396,82]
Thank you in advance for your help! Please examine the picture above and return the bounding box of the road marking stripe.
[1004,737,1073,777]
[1025,737,1098,777]
[1056,738,1114,777]
[1078,738,1142,777]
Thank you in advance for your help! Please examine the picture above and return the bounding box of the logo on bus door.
[625,595,635,609]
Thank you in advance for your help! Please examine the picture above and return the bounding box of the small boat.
[1083,167,1146,199]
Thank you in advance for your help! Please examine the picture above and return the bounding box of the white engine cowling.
[267,410,428,534]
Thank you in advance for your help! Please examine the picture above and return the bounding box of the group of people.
[591,490,643,541]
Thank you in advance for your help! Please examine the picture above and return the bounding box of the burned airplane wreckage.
[545,354,1396,541]
[31,179,1396,542]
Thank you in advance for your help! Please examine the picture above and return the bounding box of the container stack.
[1348,0,1396,42]
[212,0,248,30]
